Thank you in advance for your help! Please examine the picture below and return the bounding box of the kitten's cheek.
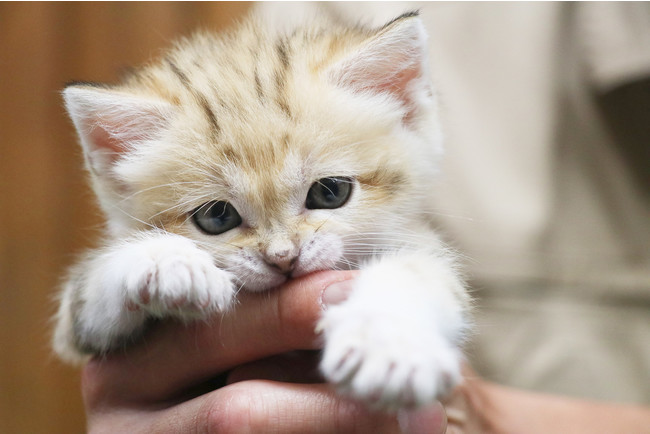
[292,233,345,277]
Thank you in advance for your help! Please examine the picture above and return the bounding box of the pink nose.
[263,240,299,274]
[265,255,297,274]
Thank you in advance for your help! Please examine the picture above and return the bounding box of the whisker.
[117,181,204,203]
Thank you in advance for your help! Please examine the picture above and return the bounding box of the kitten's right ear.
[326,12,432,125]
[63,85,176,178]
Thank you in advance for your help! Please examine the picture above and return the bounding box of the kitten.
[53,11,471,409]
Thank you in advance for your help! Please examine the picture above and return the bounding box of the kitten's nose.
[263,242,299,274]
[265,254,298,274]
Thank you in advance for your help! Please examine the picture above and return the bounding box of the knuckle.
[200,388,255,434]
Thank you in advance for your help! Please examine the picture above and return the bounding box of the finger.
[226,350,323,385]
[107,381,405,434]
[83,270,357,406]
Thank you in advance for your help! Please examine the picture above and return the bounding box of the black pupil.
[192,201,242,235]
[306,177,352,209]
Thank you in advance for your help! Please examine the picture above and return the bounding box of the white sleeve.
[578,2,650,90]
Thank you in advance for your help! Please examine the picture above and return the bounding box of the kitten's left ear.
[63,84,176,179]
[327,12,433,123]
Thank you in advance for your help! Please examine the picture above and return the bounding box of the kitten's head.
[64,12,443,291]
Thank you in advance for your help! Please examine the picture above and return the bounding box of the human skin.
[80,270,446,433]
[80,270,650,433]
[444,374,650,434]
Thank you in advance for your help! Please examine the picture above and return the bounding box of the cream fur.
[53,11,471,408]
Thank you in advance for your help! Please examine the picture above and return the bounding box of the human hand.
[81,270,448,433]
[439,365,650,434]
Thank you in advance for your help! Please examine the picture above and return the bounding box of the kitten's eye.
[306,177,353,209]
[192,201,242,235]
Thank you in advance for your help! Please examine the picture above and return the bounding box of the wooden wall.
[0,3,251,432]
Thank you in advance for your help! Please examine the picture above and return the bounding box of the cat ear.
[63,85,175,178]
[327,12,432,122]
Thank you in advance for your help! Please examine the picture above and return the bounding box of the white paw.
[319,302,462,410]
[117,235,235,317]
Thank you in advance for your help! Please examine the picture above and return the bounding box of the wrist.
[466,379,650,434]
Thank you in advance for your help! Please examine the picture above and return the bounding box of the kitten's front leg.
[53,231,235,362]
[319,251,470,410]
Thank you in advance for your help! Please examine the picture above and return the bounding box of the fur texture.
[53,11,471,409]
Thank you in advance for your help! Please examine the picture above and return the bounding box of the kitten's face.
[66,14,441,291]
[119,99,417,291]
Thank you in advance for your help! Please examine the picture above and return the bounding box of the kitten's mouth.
[241,269,289,292]
[269,268,293,282]
[267,258,297,276]
[269,263,298,282]
[245,260,322,292]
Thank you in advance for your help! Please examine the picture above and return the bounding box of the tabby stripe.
[358,168,406,194]
[167,58,191,88]
[274,38,292,118]
[381,10,420,30]
[254,68,264,100]
[277,38,289,69]
[166,58,221,134]
[197,94,220,135]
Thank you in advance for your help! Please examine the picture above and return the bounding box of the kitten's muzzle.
[262,238,299,275]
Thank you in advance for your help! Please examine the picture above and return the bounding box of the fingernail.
[397,402,447,434]
[321,279,355,307]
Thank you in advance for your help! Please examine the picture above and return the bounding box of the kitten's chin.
[241,273,288,293]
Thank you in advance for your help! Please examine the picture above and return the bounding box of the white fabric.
[258,2,650,403]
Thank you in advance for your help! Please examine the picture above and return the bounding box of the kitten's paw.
[319,303,461,410]
[120,235,235,317]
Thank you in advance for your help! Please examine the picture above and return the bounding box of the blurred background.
[0,3,250,432]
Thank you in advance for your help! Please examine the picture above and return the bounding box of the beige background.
[0,3,250,432]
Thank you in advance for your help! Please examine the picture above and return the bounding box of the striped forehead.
[161,28,299,131]
[220,144,306,224]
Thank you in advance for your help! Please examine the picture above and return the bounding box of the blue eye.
[192,201,242,235]
[306,177,353,209]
